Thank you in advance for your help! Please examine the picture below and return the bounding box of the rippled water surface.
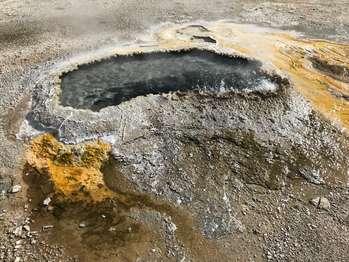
[60,49,277,111]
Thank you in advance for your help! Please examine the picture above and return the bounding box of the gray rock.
[310,197,331,210]
[299,168,324,185]
[43,197,51,206]
[42,225,54,230]
[13,226,22,237]
[10,185,21,194]
[0,175,12,198]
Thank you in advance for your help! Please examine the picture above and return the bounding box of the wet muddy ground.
[1,1,349,262]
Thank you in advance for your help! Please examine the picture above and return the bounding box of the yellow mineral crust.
[156,22,349,132]
[26,133,113,203]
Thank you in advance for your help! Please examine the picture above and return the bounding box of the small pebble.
[310,197,331,210]
[43,197,51,206]
[10,185,22,194]
[15,240,23,245]
[13,226,22,237]
[42,225,54,231]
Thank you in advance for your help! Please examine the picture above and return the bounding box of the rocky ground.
[0,1,349,261]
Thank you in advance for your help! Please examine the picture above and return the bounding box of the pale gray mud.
[0,1,349,262]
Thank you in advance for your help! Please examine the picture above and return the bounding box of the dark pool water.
[60,49,277,111]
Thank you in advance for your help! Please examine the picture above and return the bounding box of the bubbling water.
[60,49,278,111]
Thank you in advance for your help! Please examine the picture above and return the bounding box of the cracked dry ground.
[1,3,349,262]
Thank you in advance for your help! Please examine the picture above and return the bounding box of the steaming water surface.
[60,49,277,111]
